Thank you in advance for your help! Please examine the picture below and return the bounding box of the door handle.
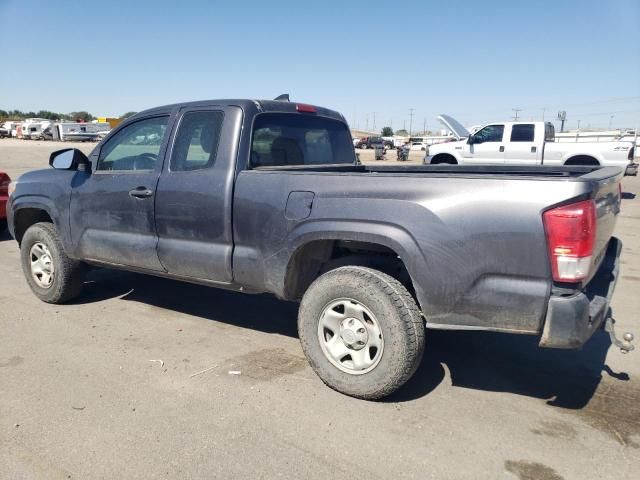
[129,187,153,198]
[531,146,537,153]
[499,146,505,152]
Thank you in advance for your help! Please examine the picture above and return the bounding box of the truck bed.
[254,163,619,180]
[234,163,622,334]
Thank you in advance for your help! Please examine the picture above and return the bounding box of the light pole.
[408,108,415,136]
[609,115,614,130]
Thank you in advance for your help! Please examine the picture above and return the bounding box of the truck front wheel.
[298,266,425,399]
[20,222,85,304]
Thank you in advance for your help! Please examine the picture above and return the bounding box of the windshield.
[251,114,356,167]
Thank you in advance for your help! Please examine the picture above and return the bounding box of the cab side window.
[510,124,535,142]
[474,124,504,143]
[170,111,224,171]
[97,116,169,171]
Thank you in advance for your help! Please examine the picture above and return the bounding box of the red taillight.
[296,103,317,113]
[543,199,596,282]
[0,173,10,196]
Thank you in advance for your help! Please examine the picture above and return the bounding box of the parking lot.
[1,138,639,479]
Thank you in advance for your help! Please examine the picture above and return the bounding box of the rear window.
[545,123,555,142]
[510,124,535,142]
[251,114,356,167]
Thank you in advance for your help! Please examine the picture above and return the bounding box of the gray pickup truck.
[6,98,634,399]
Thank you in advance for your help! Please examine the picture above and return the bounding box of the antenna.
[274,94,290,101]
[512,108,521,121]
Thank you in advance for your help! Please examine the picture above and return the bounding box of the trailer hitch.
[604,317,635,353]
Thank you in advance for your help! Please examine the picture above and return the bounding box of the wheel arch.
[280,221,427,308]
[563,154,601,166]
[430,153,459,164]
[11,200,58,244]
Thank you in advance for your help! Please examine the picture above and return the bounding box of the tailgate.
[581,167,623,283]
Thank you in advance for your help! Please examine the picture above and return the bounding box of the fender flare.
[273,219,431,307]
[10,195,68,245]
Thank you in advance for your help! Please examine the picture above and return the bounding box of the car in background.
[0,171,10,231]
[0,121,15,138]
[426,115,637,174]
[352,137,360,148]
[356,136,384,149]
[408,137,429,151]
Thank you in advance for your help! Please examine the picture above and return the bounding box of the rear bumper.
[539,237,621,349]
[625,163,638,176]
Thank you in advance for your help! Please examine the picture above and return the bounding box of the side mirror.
[49,148,91,172]
[467,134,475,145]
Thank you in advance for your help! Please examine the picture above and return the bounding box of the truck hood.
[437,114,470,140]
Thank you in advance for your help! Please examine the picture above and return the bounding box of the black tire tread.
[20,222,84,304]
[298,266,425,400]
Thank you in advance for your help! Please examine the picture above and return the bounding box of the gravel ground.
[0,138,638,479]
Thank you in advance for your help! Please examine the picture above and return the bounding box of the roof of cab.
[131,99,345,122]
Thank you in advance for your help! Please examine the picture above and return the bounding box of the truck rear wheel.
[20,222,85,304]
[298,266,425,399]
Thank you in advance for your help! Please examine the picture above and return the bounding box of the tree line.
[0,110,138,122]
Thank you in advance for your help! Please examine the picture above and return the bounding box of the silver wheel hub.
[29,242,55,289]
[340,318,368,350]
[318,298,384,375]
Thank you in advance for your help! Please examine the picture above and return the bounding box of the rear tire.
[298,266,425,399]
[20,222,85,304]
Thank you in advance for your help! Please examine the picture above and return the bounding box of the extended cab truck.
[6,98,635,399]
[356,136,384,150]
[425,115,638,175]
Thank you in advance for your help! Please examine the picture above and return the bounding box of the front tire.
[20,222,85,304]
[298,266,425,399]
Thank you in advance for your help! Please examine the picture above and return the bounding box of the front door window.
[97,117,169,171]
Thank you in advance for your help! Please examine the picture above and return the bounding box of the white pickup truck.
[425,115,637,175]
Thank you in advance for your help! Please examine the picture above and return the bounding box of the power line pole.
[609,115,614,130]
[408,108,415,136]
[557,111,567,133]
[512,108,521,121]
[542,107,546,121]
[372,112,376,131]
[365,114,369,131]
[423,118,426,134]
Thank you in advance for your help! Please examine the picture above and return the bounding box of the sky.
[1,0,639,131]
